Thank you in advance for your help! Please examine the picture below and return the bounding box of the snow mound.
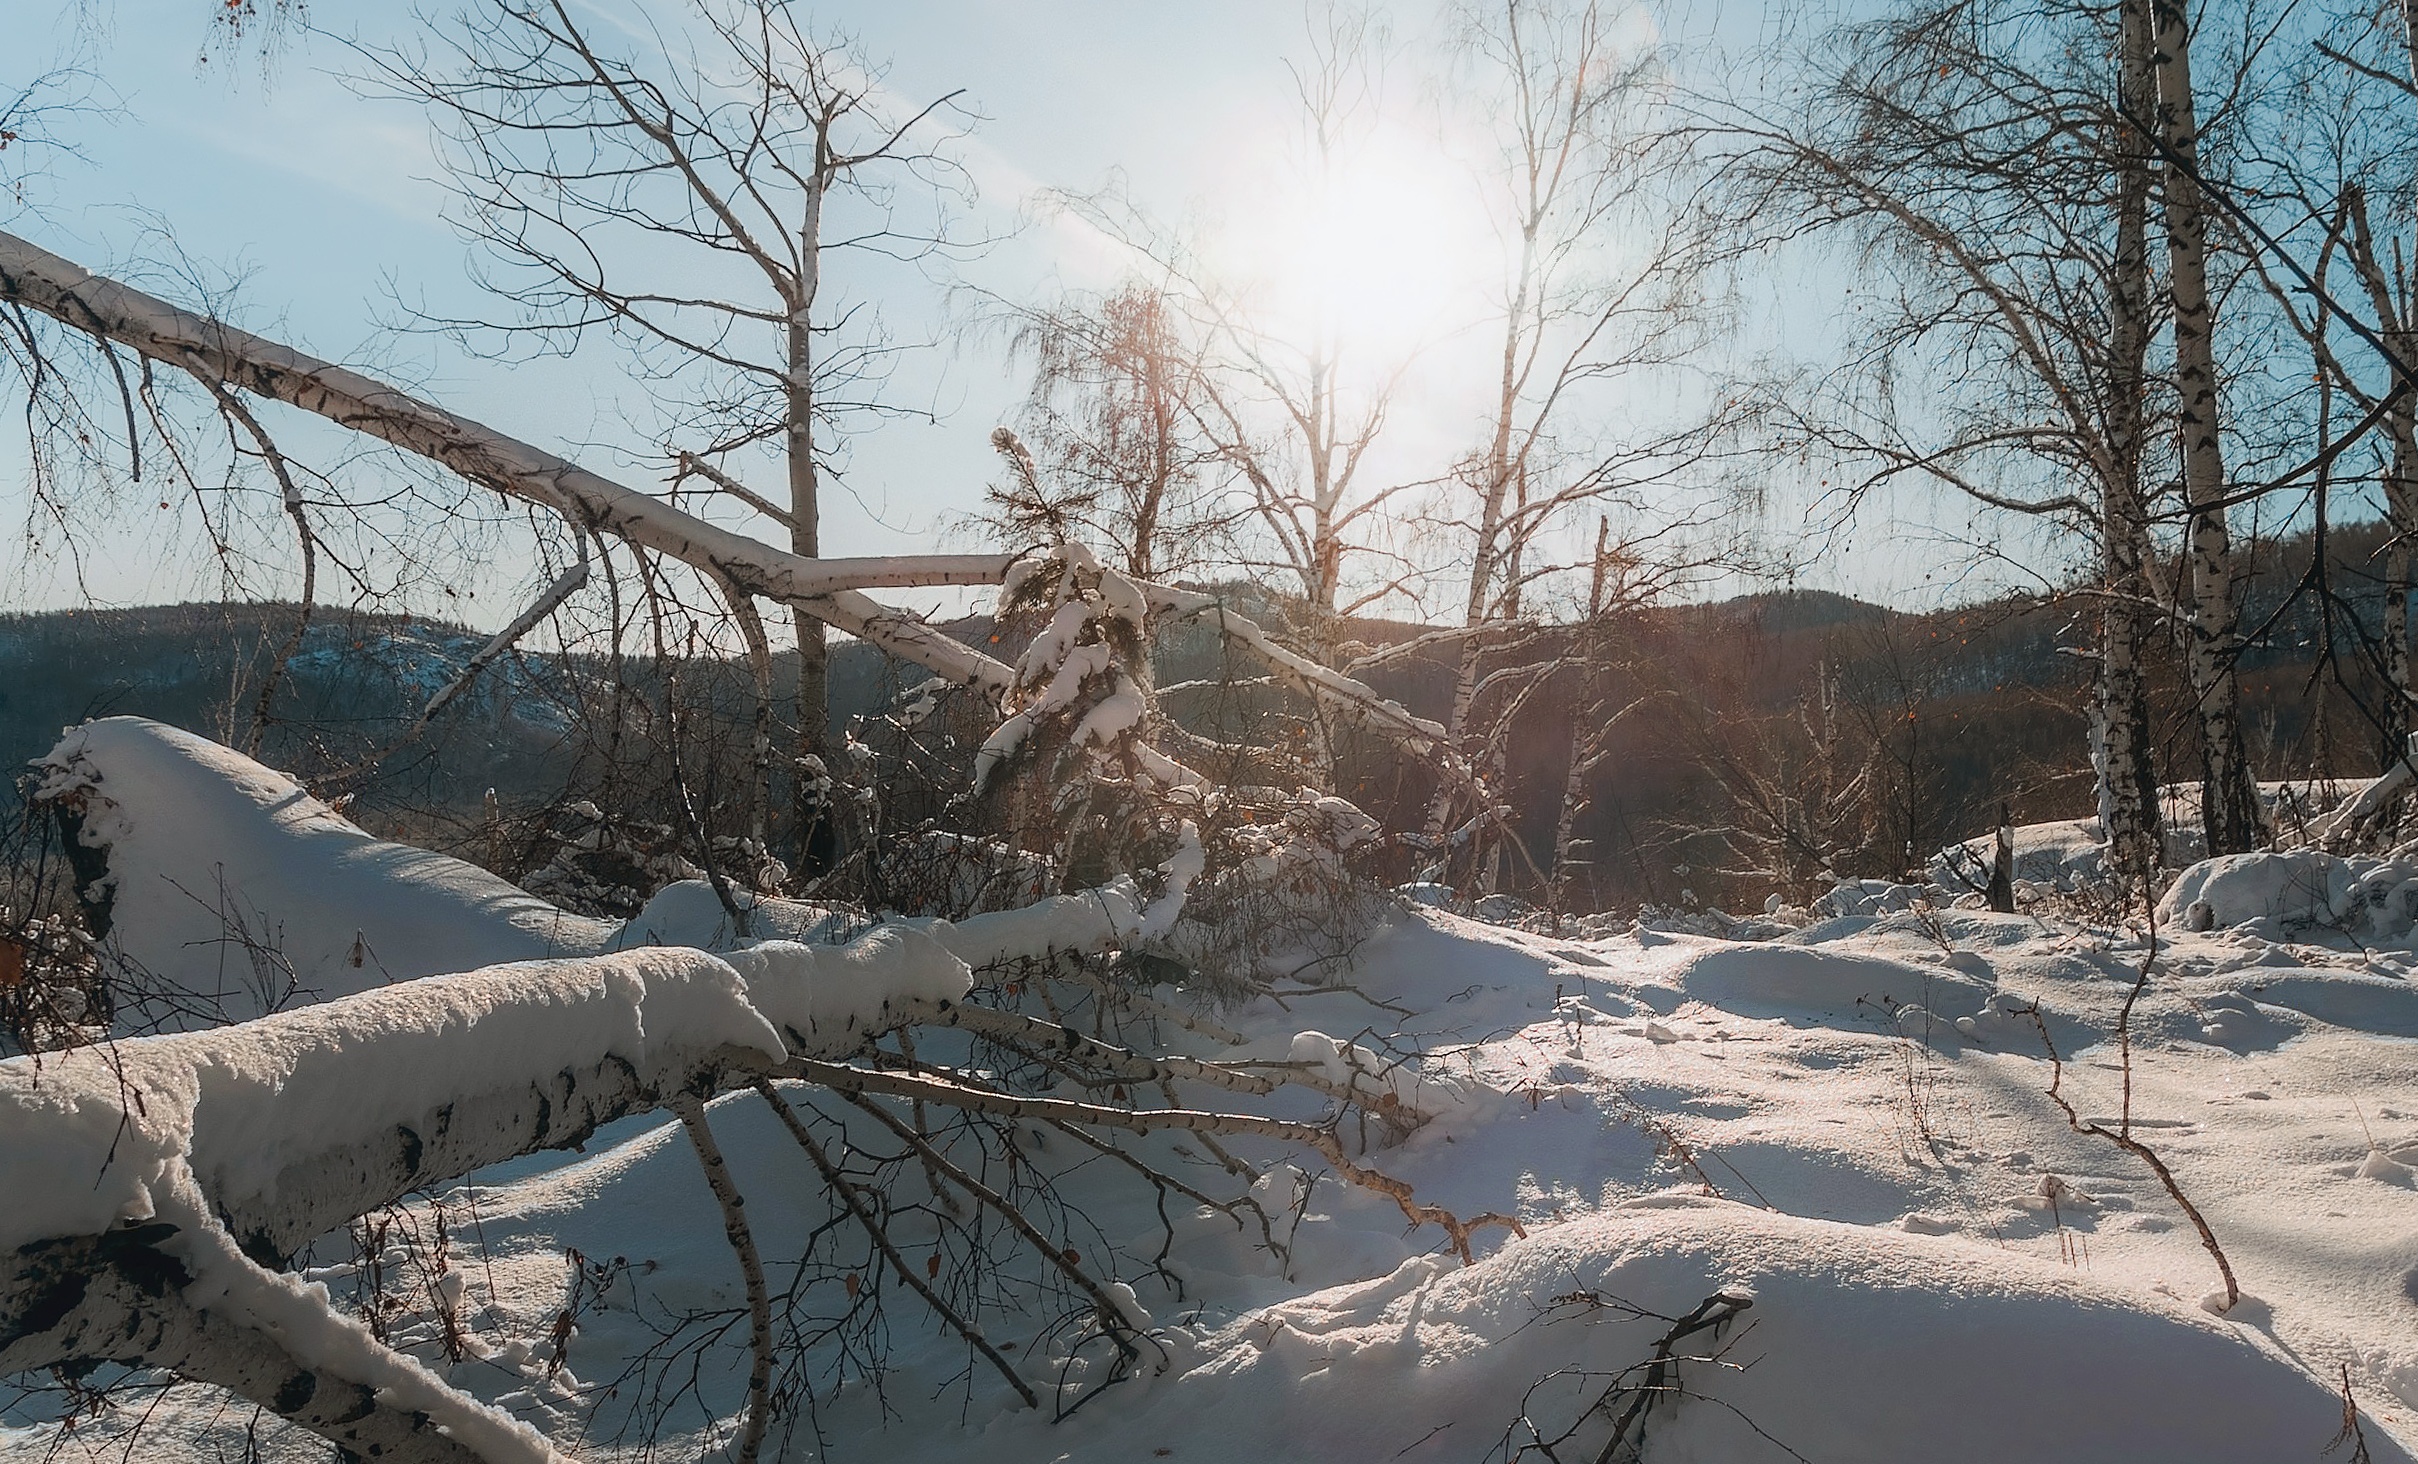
[612,878,860,950]
[1672,944,1991,1017]
[1019,1202,2401,1464]
[2219,970,2418,1037]
[1930,816,2111,892]
[39,717,614,1024]
[1814,877,1931,918]
[2160,851,2418,940]
[2161,852,2352,932]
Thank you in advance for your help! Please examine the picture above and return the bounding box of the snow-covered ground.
[12,888,2417,1463]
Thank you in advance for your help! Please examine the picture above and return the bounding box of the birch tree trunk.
[2403,0,2418,97]
[787,147,833,868]
[2351,52,2418,765]
[2385,419,2417,763]
[1431,206,1545,843]
[787,312,831,858]
[2097,0,2168,888]
[2149,0,2263,855]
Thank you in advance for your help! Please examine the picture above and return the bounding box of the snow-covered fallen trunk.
[0,947,786,1464]
[8,722,1553,1462]
[41,718,1210,1029]
[2310,734,2418,843]
[0,860,1368,1463]
[0,925,1018,1461]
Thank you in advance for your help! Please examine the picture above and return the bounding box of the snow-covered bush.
[1163,787,1393,989]
[519,811,692,915]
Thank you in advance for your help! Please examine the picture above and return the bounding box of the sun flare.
[1214,128,1494,359]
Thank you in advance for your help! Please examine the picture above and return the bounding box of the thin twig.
[750,1079,1040,1409]
[673,1094,774,1464]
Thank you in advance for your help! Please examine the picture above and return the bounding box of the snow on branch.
[38,717,618,1021]
[2309,734,2418,846]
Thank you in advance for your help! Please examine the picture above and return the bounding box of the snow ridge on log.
[0,947,784,1264]
[40,717,618,1022]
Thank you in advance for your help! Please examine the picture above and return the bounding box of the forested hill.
[0,521,2391,912]
[0,593,1928,805]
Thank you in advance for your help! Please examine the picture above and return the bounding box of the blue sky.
[0,0,2027,623]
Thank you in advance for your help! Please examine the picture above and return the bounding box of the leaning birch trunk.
[788,172,832,856]
[2096,0,2168,891]
[0,233,1491,817]
[0,229,1019,694]
[2148,0,2263,856]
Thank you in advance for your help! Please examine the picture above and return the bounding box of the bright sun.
[1214,127,1494,361]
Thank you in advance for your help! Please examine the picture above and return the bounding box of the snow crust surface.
[16,729,2418,1463]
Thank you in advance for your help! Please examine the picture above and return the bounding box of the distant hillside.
[1716,588,1893,636]
[0,518,2396,914]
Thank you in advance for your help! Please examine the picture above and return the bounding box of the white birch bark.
[2148,0,2263,855]
[2098,0,2167,888]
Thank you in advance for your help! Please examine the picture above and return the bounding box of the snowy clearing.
[11,885,2418,1462]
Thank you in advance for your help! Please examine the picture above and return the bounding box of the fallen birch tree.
[0,225,1546,1461]
[2,719,1515,1464]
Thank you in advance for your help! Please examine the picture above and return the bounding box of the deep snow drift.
[12,891,2418,1462]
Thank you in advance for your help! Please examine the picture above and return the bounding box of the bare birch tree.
[1722,0,2178,887]
[1418,0,1739,849]
[2148,0,2266,853]
[378,0,978,865]
[1198,6,1413,680]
